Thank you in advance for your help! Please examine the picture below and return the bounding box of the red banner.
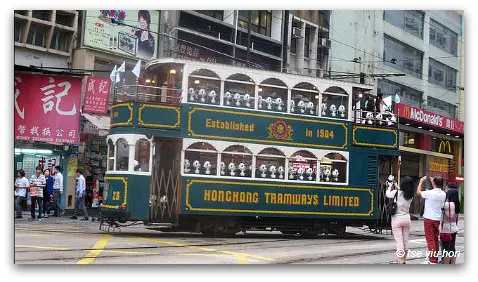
[395,103,464,134]
[14,73,82,144]
[83,77,110,114]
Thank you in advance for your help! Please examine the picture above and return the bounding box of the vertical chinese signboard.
[14,73,82,144]
[83,10,160,60]
[84,77,110,114]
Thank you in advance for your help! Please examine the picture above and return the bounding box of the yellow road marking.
[235,255,249,264]
[132,236,275,263]
[15,245,72,251]
[76,235,112,264]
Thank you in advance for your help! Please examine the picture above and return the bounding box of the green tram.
[101,58,400,236]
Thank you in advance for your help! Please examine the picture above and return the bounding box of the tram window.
[116,138,130,171]
[108,139,115,171]
[258,78,288,113]
[255,148,286,179]
[188,69,220,105]
[288,150,317,181]
[224,74,255,109]
[184,142,217,175]
[134,139,150,172]
[291,83,320,116]
[221,145,253,177]
[319,153,347,183]
[321,87,349,119]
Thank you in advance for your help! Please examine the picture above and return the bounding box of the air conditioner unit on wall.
[318,38,331,48]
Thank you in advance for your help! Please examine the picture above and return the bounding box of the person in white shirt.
[417,176,446,264]
[15,170,29,219]
[71,169,89,220]
[29,167,46,220]
[52,166,64,217]
[386,176,414,264]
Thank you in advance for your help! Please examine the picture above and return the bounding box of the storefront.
[395,103,464,215]
[14,71,83,210]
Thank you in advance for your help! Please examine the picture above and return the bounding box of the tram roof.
[146,58,374,90]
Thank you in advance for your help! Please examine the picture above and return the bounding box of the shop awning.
[83,113,111,136]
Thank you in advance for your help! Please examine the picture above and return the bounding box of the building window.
[27,24,46,47]
[14,22,22,42]
[50,29,70,52]
[383,10,424,38]
[290,20,300,54]
[15,10,28,16]
[304,26,311,58]
[32,10,52,21]
[399,131,419,149]
[427,97,456,118]
[115,138,129,171]
[195,10,224,21]
[377,79,423,108]
[184,142,217,175]
[134,139,150,172]
[55,11,74,27]
[238,10,272,36]
[429,19,458,55]
[428,58,457,89]
[383,35,423,78]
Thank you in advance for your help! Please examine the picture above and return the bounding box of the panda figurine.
[323,167,331,182]
[234,93,242,107]
[332,169,339,182]
[275,98,284,111]
[288,165,296,179]
[203,161,212,175]
[243,94,252,108]
[258,95,264,109]
[306,167,314,181]
[220,161,226,176]
[193,160,201,174]
[290,100,296,113]
[375,113,384,126]
[238,163,246,177]
[188,88,197,102]
[365,112,374,125]
[330,104,337,117]
[184,159,191,173]
[321,103,327,116]
[298,100,306,114]
[228,163,236,176]
[338,105,346,118]
[269,165,277,178]
[259,164,268,178]
[224,91,232,105]
[278,166,284,179]
[198,89,207,103]
[208,90,217,104]
[307,102,315,115]
[265,97,273,110]
[297,167,305,180]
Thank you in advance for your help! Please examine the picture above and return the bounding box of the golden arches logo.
[439,140,452,154]
[402,105,410,117]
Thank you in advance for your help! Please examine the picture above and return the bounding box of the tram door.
[376,155,399,228]
[150,138,182,224]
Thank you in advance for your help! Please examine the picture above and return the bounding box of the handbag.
[440,201,453,242]
[386,189,398,216]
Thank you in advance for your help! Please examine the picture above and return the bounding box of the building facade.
[328,10,464,214]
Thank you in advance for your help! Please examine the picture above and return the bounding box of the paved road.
[14,214,464,264]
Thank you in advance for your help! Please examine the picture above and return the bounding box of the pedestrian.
[386,176,414,264]
[52,165,64,217]
[71,169,89,221]
[416,176,446,264]
[29,166,46,220]
[440,185,460,264]
[14,169,29,219]
[43,168,55,218]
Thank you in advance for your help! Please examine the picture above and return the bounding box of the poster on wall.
[14,73,82,144]
[83,10,160,60]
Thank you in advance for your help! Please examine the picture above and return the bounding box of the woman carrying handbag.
[440,189,460,264]
[386,176,414,264]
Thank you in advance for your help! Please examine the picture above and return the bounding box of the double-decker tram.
[101,58,400,236]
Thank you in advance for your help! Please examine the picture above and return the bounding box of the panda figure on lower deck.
[332,169,339,182]
[228,163,236,176]
[278,166,284,179]
[306,167,314,181]
[220,162,226,176]
[198,89,207,103]
[297,167,305,180]
[330,104,337,117]
[203,161,211,175]
[269,165,277,178]
[224,92,232,105]
[193,160,201,174]
[184,159,190,173]
[238,163,246,177]
[288,165,296,179]
[323,167,331,182]
[290,100,295,113]
[188,88,197,102]
[259,164,268,178]
[208,90,217,104]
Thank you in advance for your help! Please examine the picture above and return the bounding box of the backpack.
[386,190,399,216]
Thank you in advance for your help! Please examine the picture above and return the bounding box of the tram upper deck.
[110,58,399,151]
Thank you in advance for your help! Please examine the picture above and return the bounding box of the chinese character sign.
[14,73,82,144]
[84,77,110,114]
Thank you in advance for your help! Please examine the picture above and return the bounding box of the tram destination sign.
[182,178,374,218]
[186,105,348,149]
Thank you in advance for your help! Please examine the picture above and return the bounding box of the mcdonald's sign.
[395,103,464,134]
[438,140,452,154]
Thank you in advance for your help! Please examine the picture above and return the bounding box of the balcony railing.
[353,109,398,128]
[113,84,182,105]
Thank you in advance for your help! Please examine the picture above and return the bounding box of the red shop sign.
[395,103,464,134]
[14,73,82,144]
[83,77,110,114]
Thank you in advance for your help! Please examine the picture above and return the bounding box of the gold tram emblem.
[267,120,293,140]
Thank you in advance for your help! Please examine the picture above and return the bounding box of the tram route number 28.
[112,191,121,200]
